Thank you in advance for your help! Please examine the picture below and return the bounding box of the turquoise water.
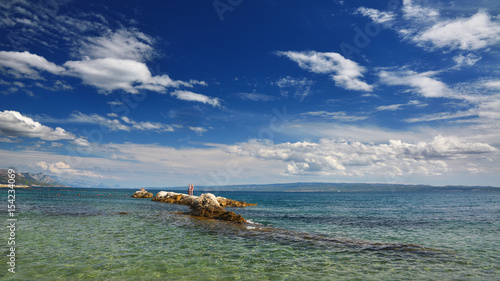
[1,188,499,280]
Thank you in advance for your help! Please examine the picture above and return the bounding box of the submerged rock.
[131,190,153,198]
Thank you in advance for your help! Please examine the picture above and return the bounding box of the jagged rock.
[189,193,246,223]
[179,195,198,206]
[152,191,183,201]
[217,196,257,207]
[151,191,255,223]
[194,193,220,208]
[131,190,153,198]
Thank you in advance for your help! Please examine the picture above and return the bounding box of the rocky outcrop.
[131,190,153,198]
[189,193,246,223]
[216,196,257,207]
[151,191,256,223]
[152,191,196,205]
[152,191,181,201]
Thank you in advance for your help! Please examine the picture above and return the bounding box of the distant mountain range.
[0,169,68,187]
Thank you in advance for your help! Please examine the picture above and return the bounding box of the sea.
[1,187,499,280]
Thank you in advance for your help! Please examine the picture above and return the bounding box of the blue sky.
[0,0,499,188]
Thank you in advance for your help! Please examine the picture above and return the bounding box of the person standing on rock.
[189,184,194,196]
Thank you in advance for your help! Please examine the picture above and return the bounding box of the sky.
[0,0,499,188]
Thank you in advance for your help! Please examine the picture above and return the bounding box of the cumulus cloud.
[72,137,91,147]
[0,51,205,95]
[401,0,439,21]
[378,70,454,98]
[229,136,496,176]
[413,12,500,51]
[77,28,155,62]
[64,58,150,93]
[171,90,221,107]
[0,110,75,141]
[453,53,481,67]
[0,51,65,79]
[357,1,500,52]
[276,51,373,91]
[36,161,105,178]
[63,57,203,94]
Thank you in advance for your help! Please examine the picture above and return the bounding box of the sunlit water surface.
[1,188,499,280]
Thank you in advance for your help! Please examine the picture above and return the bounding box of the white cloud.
[376,104,405,111]
[72,137,91,147]
[0,110,75,141]
[0,51,65,79]
[275,76,314,88]
[69,112,131,131]
[121,116,174,132]
[171,90,221,107]
[274,76,314,100]
[229,136,495,176]
[64,58,201,94]
[300,111,368,122]
[376,100,423,111]
[413,11,500,51]
[483,80,500,89]
[403,110,477,123]
[77,28,155,62]
[453,53,481,67]
[63,58,150,94]
[236,92,276,102]
[36,161,105,178]
[276,51,373,91]
[378,70,454,98]
[189,126,208,135]
[357,2,500,52]
[355,7,395,24]
[107,101,124,106]
[402,0,439,21]
[52,112,175,133]
[0,136,17,143]
[1,128,498,187]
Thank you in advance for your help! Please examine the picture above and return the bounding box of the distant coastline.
[140,182,500,193]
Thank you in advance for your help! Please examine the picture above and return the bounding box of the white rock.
[195,193,221,207]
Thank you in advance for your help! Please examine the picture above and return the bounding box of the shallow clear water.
[1,188,499,280]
